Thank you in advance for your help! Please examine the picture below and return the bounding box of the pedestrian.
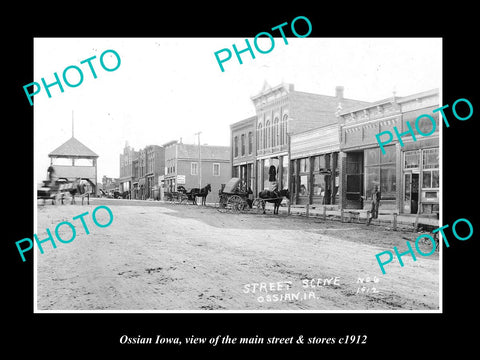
[269,165,278,191]
[367,185,381,225]
[47,165,57,186]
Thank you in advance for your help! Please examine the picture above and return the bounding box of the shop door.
[345,152,364,209]
[404,172,419,214]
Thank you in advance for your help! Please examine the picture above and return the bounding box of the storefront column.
[396,143,402,214]
[338,151,347,210]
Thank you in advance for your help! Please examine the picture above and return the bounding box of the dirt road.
[36,199,440,311]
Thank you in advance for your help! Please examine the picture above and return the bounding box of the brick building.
[231,116,256,192]
[249,82,369,196]
[337,88,439,215]
[119,143,165,200]
[164,140,230,203]
[119,142,138,195]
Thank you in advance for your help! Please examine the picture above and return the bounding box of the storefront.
[256,155,289,194]
[291,152,339,205]
[402,145,439,214]
[233,162,255,192]
[338,88,439,214]
[290,124,340,206]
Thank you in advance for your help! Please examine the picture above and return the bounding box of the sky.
[33,37,441,182]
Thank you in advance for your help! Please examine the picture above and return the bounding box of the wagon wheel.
[252,198,265,214]
[173,193,183,204]
[227,195,245,213]
[180,194,190,205]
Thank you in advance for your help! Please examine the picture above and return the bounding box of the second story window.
[248,131,253,155]
[241,134,245,156]
[191,162,198,175]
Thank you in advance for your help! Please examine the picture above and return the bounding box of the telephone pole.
[194,131,202,188]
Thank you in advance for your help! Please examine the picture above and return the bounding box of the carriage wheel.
[227,195,245,213]
[252,198,265,214]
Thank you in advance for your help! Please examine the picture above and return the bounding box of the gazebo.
[48,136,99,196]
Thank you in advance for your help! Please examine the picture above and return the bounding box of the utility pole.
[194,131,202,188]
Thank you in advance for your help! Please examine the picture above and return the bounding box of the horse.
[63,178,86,204]
[258,189,290,215]
[191,184,211,206]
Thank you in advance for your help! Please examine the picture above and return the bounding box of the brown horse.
[258,189,290,214]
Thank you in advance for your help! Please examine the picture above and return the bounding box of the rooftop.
[49,136,98,158]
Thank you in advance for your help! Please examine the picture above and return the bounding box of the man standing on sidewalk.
[367,185,381,225]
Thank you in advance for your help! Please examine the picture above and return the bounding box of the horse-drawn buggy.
[217,177,290,214]
[37,178,89,205]
[164,184,211,205]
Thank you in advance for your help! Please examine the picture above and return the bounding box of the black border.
[7,6,479,355]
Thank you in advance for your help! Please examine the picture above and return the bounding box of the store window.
[364,146,396,200]
[313,174,325,197]
[422,148,439,189]
[299,175,308,196]
[404,150,420,169]
[298,157,310,197]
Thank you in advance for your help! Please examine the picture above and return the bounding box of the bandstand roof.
[49,136,98,158]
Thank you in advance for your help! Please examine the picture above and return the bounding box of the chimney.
[335,86,344,99]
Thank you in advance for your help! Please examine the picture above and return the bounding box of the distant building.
[101,175,119,195]
[119,143,164,200]
[119,142,138,195]
[163,140,230,203]
[231,115,256,192]
[48,135,99,195]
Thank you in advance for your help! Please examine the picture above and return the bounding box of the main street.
[36,199,439,311]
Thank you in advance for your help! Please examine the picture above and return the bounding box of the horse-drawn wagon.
[217,177,252,213]
[37,178,89,205]
[217,178,290,214]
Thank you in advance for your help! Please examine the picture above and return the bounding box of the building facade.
[289,123,340,206]
[120,143,164,200]
[337,89,439,215]
[164,140,231,203]
[119,142,138,195]
[231,116,256,192]
[249,82,369,196]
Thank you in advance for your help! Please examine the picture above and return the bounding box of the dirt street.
[36,199,440,311]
